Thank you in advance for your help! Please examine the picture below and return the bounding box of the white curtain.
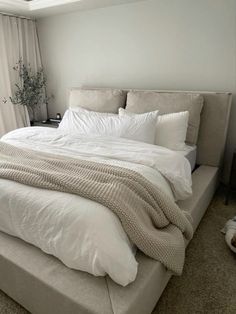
[0,14,47,136]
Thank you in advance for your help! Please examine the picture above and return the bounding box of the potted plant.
[3,59,49,124]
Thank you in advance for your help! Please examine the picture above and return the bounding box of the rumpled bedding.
[0,127,192,286]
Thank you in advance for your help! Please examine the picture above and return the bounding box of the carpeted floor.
[0,188,235,314]
[154,188,236,314]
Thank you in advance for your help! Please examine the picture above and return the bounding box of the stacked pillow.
[62,89,204,150]
[119,108,189,150]
[59,107,159,145]
[59,106,190,150]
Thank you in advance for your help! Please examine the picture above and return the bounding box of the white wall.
[37,0,236,180]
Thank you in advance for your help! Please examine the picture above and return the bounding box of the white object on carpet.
[221,216,236,253]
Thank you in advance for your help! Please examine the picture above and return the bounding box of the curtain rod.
[0,11,34,20]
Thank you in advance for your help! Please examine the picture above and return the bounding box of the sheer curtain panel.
[0,14,46,136]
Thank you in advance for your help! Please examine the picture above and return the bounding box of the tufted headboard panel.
[195,92,232,166]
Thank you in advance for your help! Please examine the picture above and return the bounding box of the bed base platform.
[0,165,219,314]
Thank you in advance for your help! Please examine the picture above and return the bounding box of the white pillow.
[59,107,159,144]
[155,111,189,150]
[119,108,189,150]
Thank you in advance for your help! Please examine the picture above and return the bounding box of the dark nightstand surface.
[32,121,59,128]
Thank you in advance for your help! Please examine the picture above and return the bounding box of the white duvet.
[0,127,192,286]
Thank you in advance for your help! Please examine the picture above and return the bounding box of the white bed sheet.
[0,127,192,286]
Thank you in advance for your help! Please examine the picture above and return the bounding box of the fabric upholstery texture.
[0,165,219,314]
[67,89,232,166]
[0,142,193,275]
[0,231,112,314]
[125,90,231,167]
[126,91,204,145]
[0,89,231,314]
[1,184,235,314]
[178,165,219,232]
[106,165,219,314]
[69,88,126,113]
[196,93,232,166]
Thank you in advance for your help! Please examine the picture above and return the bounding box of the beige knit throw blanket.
[0,142,193,275]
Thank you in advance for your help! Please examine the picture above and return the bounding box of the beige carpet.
[154,188,236,314]
[0,188,236,314]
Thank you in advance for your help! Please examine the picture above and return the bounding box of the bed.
[0,88,232,314]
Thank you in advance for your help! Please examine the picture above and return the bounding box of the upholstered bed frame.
[0,89,232,314]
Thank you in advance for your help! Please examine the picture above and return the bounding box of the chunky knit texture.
[0,142,193,274]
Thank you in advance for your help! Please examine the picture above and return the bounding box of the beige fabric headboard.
[196,92,232,166]
[125,90,232,167]
[68,88,232,168]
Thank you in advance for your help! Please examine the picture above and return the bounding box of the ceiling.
[0,0,145,18]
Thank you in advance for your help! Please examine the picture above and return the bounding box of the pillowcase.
[59,107,159,144]
[155,111,189,150]
[119,108,189,150]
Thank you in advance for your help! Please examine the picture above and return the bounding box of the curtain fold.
[0,14,46,137]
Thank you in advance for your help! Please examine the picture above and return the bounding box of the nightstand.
[32,121,59,128]
[225,151,236,205]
